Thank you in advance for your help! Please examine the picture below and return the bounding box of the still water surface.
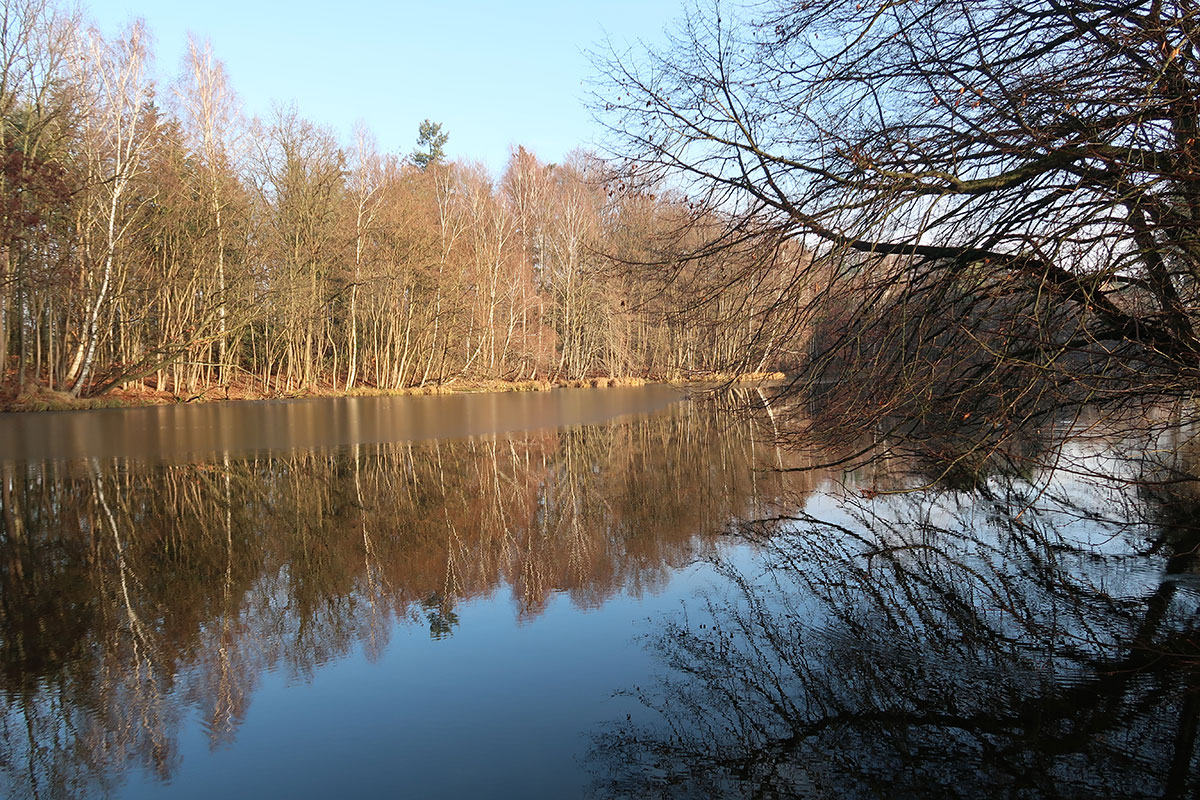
[0,387,1196,798]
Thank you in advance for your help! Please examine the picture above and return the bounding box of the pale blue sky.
[84,0,683,174]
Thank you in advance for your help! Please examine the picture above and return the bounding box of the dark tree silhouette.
[596,0,1200,457]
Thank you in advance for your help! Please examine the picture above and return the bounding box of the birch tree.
[178,34,241,386]
[345,122,383,390]
[67,21,156,397]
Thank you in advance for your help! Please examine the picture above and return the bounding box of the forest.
[0,1,798,408]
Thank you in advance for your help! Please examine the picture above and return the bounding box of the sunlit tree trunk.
[180,36,241,387]
[67,22,155,397]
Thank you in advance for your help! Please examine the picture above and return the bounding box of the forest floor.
[0,372,786,412]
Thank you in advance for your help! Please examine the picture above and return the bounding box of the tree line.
[0,1,798,402]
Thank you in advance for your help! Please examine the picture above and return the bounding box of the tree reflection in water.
[0,400,805,799]
[5,398,1196,798]
[592,417,1200,799]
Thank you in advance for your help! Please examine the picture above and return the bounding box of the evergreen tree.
[411,119,447,171]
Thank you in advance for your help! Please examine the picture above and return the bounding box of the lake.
[0,387,1196,798]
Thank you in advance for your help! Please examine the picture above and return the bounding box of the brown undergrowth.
[1,371,785,412]
[0,375,661,412]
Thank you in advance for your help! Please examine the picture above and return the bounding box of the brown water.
[0,387,1196,798]
[0,384,686,463]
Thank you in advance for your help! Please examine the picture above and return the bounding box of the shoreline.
[0,372,786,413]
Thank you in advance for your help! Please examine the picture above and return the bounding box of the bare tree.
[67,20,156,397]
[0,0,75,389]
[252,107,344,392]
[543,153,605,379]
[596,0,1200,450]
[344,122,383,390]
[178,34,241,386]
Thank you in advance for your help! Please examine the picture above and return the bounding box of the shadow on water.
[589,411,1200,799]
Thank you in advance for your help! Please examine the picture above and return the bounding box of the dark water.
[0,388,1196,798]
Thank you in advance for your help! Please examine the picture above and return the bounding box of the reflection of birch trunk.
[756,386,785,472]
[210,451,239,743]
[1,463,24,556]
[488,439,516,562]
[90,458,170,773]
[444,519,464,601]
[522,483,550,611]
[563,431,599,586]
[355,444,388,658]
[438,443,466,597]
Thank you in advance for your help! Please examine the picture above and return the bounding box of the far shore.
[0,372,787,413]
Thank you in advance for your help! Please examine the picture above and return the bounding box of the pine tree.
[411,119,447,171]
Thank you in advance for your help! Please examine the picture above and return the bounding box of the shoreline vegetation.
[1,372,788,413]
[0,6,799,414]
